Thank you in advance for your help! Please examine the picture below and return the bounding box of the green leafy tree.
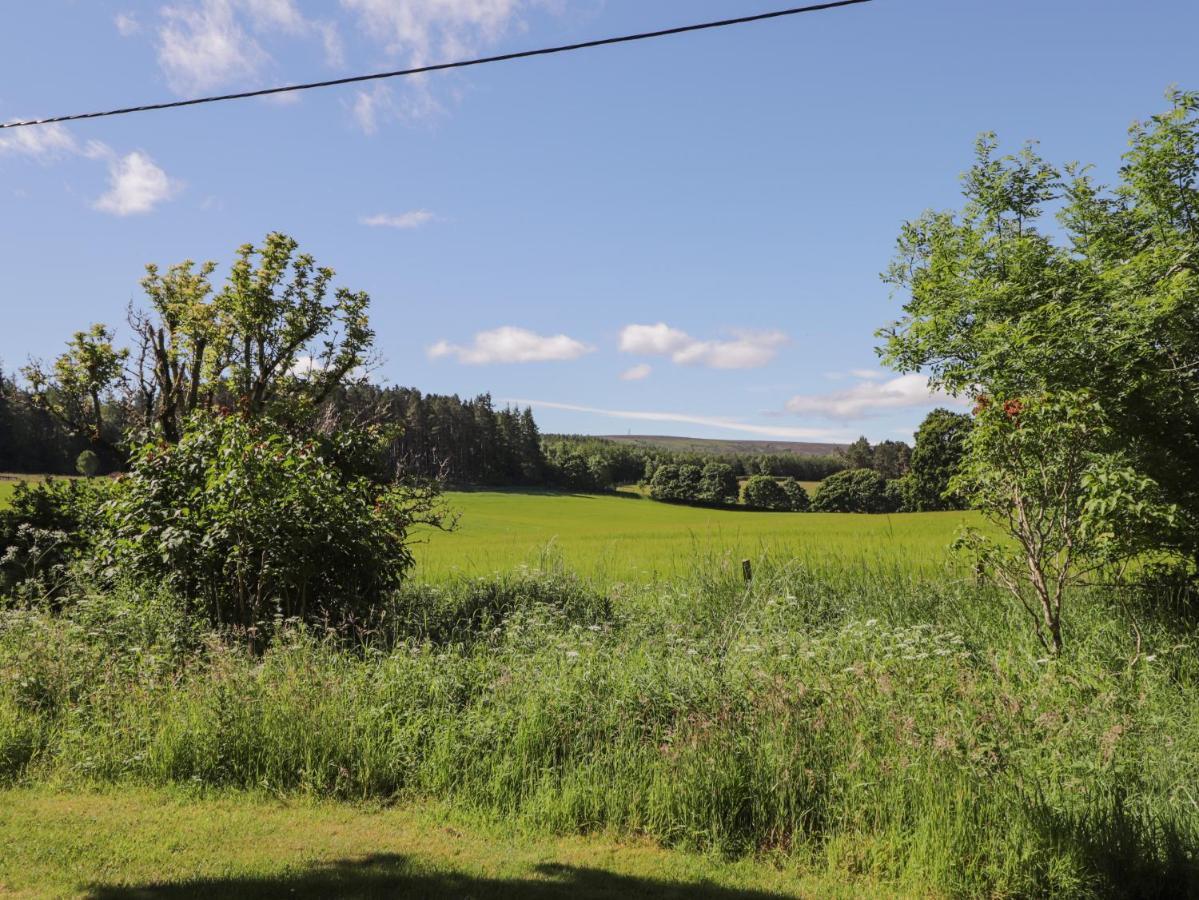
[31,234,376,448]
[698,462,739,506]
[779,477,811,511]
[871,440,912,480]
[840,436,874,470]
[812,469,894,513]
[879,88,1199,565]
[908,409,973,511]
[23,324,127,454]
[741,475,791,511]
[74,450,99,477]
[953,393,1174,654]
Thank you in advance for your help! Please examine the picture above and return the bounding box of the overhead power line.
[0,0,872,131]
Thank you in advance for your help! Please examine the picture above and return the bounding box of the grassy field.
[0,787,867,898]
[413,489,978,581]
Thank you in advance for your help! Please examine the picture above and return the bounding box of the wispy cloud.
[94,151,182,216]
[785,373,966,420]
[429,326,593,364]
[114,12,142,36]
[157,0,267,93]
[619,322,788,370]
[0,122,80,161]
[620,363,652,381]
[153,0,342,95]
[360,209,436,229]
[341,0,526,65]
[505,399,851,441]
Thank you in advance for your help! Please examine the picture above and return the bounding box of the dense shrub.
[74,450,99,477]
[649,464,702,504]
[811,468,895,513]
[908,409,972,511]
[780,477,810,511]
[698,463,739,506]
[0,477,109,602]
[741,475,792,511]
[95,414,428,631]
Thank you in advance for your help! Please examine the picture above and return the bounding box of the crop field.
[414,488,979,581]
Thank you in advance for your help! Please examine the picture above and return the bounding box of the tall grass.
[2,561,1198,896]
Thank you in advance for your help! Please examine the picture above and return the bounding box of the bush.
[0,477,109,602]
[698,463,738,506]
[74,450,99,477]
[779,477,810,511]
[811,468,895,513]
[96,414,428,632]
[649,464,702,504]
[741,474,791,511]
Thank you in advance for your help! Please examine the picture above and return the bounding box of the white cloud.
[115,12,142,36]
[0,122,79,161]
[619,322,788,370]
[785,373,966,420]
[429,326,593,364]
[154,0,342,94]
[94,151,181,216]
[241,0,306,32]
[505,399,851,441]
[619,323,692,356]
[341,0,525,65]
[158,0,266,93]
[849,368,883,379]
[360,209,436,228]
[0,124,178,216]
[620,363,652,381]
[337,0,542,130]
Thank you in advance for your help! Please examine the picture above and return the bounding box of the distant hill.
[597,435,846,457]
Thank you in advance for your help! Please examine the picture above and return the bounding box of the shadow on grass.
[1023,795,1199,899]
[86,855,796,899]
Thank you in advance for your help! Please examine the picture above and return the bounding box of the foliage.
[840,436,874,470]
[740,475,791,511]
[811,468,895,513]
[879,88,1199,564]
[907,408,972,511]
[22,325,127,458]
[779,477,810,511]
[697,463,739,506]
[871,440,912,480]
[95,414,440,632]
[24,234,375,448]
[3,565,1198,896]
[74,450,99,478]
[0,478,109,603]
[648,464,701,504]
[952,392,1175,654]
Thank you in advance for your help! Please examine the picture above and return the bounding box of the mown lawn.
[414,489,979,581]
[0,787,873,899]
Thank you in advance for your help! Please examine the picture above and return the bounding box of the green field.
[414,489,978,581]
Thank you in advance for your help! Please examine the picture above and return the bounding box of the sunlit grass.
[413,488,981,582]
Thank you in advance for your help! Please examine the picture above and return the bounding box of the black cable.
[0,0,872,130]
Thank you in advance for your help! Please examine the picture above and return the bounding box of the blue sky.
[1,0,1196,444]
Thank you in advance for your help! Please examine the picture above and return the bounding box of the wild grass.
[3,558,1197,896]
